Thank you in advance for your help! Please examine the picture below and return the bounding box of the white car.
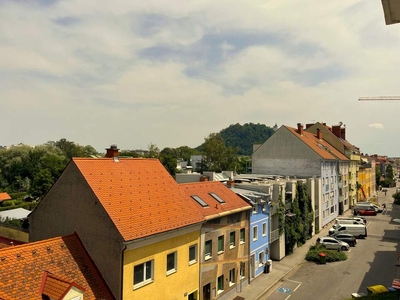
[316,237,350,251]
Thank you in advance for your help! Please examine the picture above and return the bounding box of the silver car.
[316,237,350,251]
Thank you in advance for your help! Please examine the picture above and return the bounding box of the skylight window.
[191,195,209,207]
[209,193,225,204]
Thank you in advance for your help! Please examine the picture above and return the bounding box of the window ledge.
[133,279,154,290]
[205,255,212,261]
[217,290,224,295]
[240,241,245,245]
[166,269,177,276]
[218,250,224,255]
[189,260,197,266]
[229,282,235,287]
[230,245,235,249]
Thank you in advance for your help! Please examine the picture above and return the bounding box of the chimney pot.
[105,144,119,158]
[316,128,322,140]
[297,123,303,135]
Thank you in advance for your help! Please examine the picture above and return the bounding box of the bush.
[1,200,15,207]
[392,192,400,205]
[305,244,348,263]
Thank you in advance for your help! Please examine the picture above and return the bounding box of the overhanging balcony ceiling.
[382,0,400,25]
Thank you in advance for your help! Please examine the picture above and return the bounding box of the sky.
[1,1,400,156]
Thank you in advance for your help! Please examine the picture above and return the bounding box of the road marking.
[287,279,302,284]
[277,287,292,293]
[285,295,291,300]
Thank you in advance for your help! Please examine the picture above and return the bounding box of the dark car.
[330,233,357,246]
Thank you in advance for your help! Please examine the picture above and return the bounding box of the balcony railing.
[270,229,280,243]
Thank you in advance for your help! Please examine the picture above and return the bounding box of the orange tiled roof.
[285,126,349,161]
[0,192,11,202]
[40,271,85,300]
[73,158,205,241]
[180,181,251,219]
[0,233,115,300]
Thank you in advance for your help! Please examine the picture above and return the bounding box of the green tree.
[159,147,178,176]
[29,169,54,197]
[147,143,160,158]
[376,166,382,188]
[201,133,238,172]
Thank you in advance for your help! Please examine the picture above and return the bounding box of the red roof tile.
[0,233,114,300]
[73,158,205,241]
[180,181,251,219]
[285,126,349,161]
[40,271,85,300]
[0,192,11,202]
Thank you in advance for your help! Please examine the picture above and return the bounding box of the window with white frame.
[166,251,177,275]
[134,260,154,289]
[217,275,224,294]
[262,222,267,236]
[229,268,235,286]
[230,231,236,249]
[189,244,198,265]
[240,228,245,244]
[258,252,264,267]
[253,226,258,241]
[205,240,212,260]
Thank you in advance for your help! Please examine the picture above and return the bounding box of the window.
[258,252,264,267]
[205,240,212,260]
[229,268,235,286]
[189,244,198,265]
[134,260,154,288]
[230,231,236,249]
[166,252,177,275]
[330,206,334,214]
[209,192,225,204]
[262,223,267,236]
[191,195,209,207]
[218,236,224,253]
[217,275,224,293]
[253,205,258,214]
[253,226,258,241]
[240,262,245,279]
[240,228,245,244]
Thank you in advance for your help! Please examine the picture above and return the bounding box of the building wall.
[348,160,358,206]
[249,202,270,279]
[199,212,249,300]
[29,162,124,299]
[320,161,339,227]
[252,127,321,176]
[123,227,201,300]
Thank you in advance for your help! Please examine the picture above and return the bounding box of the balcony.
[270,229,280,243]
[338,182,343,188]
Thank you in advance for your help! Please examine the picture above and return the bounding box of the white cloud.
[368,123,384,129]
[1,0,400,156]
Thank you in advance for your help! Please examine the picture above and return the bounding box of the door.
[250,254,255,278]
[203,283,211,300]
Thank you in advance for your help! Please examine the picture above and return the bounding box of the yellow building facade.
[123,225,201,300]
[348,156,360,206]
[357,166,373,201]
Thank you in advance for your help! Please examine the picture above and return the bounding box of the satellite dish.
[338,121,343,126]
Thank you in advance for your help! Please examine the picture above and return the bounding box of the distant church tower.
[273,123,278,132]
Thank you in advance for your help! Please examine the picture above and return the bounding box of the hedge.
[305,244,348,263]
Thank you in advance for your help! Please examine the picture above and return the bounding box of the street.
[263,186,400,300]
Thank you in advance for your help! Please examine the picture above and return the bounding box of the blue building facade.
[232,188,271,280]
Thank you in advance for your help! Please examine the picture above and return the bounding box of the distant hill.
[197,123,276,156]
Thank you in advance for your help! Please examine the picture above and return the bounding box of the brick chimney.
[226,180,235,188]
[305,123,314,129]
[105,144,119,158]
[297,123,303,135]
[340,127,346,140]
[331,125,341,138]
[316,128,322,140]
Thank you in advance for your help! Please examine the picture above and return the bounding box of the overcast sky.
[1,1,400,156]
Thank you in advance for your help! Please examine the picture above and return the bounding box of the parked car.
[316,237,350,251]
[356,208,377,216]
[329,223,367,238]
[330,233,357,247]
[336,217,366,225]
[357,202,383,213]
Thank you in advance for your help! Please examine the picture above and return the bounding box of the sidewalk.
[228,209,355,300]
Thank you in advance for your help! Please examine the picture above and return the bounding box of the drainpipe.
[120,245,127,300]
